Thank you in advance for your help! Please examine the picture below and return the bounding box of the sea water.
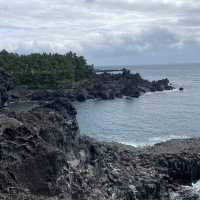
[75,64,200,146]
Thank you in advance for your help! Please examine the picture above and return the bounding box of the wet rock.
[151,79,172,92]
[179,87,184,91]
[171,186,200,200]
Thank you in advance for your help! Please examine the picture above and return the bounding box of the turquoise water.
[75,64,200,146]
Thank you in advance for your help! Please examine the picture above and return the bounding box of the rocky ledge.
[9,69,174,102]
[0,98,200,200]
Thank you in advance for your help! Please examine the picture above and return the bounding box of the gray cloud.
[0,0,200,64]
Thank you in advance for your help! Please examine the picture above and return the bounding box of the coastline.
[0,67,199,199]
[8,69,174,103]
[1,99,200,199]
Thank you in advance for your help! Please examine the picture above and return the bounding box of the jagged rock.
[0,99,80,197]
[1,99,199,200]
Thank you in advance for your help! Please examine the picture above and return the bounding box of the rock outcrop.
[0,68,13,107]
[9,70,174,102]
[0,99,200,200]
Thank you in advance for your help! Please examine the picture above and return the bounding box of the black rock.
[1,99,200,199]
[75,89,88,102]
[9,69,174,102]
[179,87,184,91]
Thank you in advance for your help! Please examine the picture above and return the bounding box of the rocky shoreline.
[8,69,173,102]
[1,99,200,200]
[0,68,199,200]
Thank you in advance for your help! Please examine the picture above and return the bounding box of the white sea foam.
[144,88,179,96]
[121,135,190,147]
[120,141,148,147]
[192,180,200,194]
[170,181,200,200]
[149,135,189,143]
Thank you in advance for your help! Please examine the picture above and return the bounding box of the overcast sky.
[0,0,200,65]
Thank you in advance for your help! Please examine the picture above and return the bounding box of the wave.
[149,135,189,143]
[144,88,179,96]
[121,135,190,147]
[120,141,148,147]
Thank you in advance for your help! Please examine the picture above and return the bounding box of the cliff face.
[1,98,200,200]
[0,68,13,107]
[0,99,79,196]
[0,99,170,200]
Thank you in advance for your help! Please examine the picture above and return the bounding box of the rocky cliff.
[9,70,173,102]
[0,98,200,200]
[0,68,13,107]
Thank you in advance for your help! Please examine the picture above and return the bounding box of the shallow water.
[8,101,38,113]
[75,64,200,146]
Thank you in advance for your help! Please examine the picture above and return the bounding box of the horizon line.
[96,62,200,68]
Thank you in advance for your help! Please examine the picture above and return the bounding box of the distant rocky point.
[9,69,174,103]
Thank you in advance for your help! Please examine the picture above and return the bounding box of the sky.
[0,0,200,65]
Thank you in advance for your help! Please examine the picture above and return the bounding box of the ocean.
[75,64,200,147]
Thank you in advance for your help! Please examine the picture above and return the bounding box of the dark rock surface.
[9,70,174,102]
[68,71,173,101]
[0,98,200,199]
[179,87,184,91]
[0,68,13,107]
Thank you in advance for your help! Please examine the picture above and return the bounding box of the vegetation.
[0,50,94,88]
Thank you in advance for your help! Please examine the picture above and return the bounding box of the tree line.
[0,50,94,88]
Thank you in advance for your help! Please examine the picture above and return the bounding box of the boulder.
[151,79,173,92]
[179,87,184,91]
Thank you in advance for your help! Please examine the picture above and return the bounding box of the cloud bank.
[0,0,200,65]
